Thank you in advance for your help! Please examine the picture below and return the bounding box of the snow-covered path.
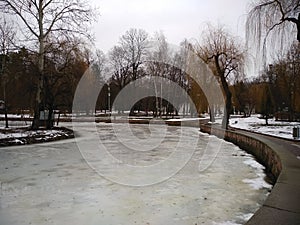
[0,123,271,225]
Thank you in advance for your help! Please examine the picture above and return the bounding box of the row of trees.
[1,0,300,129]
[0,23,243,129]
[233,42,300,123]
[2,24,298,128]
[0,41,91,110]
[0,0,97,129]
[73,26,244,129]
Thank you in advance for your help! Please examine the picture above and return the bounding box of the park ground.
[1,113,300,146]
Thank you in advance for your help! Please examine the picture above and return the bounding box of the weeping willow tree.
[246,0,300,67]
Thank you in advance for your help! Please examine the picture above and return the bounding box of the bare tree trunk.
[4,101,8,128]
[31,39,45,129]
[220,74,232,129]
[265,115,269,125]
[213,54,233,129]
[47,107,54,129]
[3,82,8,128]
[1,49,8,128]
[209,105,215,123]
[31,1,45,130]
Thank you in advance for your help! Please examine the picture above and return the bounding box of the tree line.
[2,26,300,128]
[0,29,210,120]
[1,0,300,130]
[233,42,300,124]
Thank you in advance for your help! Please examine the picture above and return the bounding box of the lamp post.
[108,84,111,115]
[3,79,8,128]
[1,54,8,128]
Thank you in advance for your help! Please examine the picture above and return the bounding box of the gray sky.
[92,0,251,53]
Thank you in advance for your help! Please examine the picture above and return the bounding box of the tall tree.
[0,0,97,129]
[264,42,300,121]
[147,31,171,117]
[0,16,16,128]
[43,38,91,126]
[120,28,149,81]
[261,84,274,125]
[195,24,244,129]
[285,42,300,119]
[109,46,131,90]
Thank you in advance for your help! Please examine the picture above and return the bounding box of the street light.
[1,65,9,128]
[108,84,111,115]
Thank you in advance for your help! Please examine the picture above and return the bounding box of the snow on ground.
[242,158,273,190]
[229,115,300,140]
[0,124,74,146]
[0,113,32,119]
[167,117,203,121]
[213,214,254,225]
[0,128,67,140]
[2,113,299,141]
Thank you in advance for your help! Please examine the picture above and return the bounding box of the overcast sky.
[91,0,252,53]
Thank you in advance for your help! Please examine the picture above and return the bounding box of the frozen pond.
[0,123,272,225]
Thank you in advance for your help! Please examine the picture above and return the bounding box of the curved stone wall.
[200,124,300,225]
[200,125,282,182]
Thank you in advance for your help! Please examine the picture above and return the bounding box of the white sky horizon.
[90,0,260,77]
[91,0,251,53]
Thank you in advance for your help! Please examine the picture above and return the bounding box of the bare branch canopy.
[0,0,98,129]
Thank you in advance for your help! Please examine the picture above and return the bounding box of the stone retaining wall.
[200,124,300,225]
[200,124,282,182]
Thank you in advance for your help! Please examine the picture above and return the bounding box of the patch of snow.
[243,177,273,190]
[237,213,254,221]
[167,117,205,122]
[213,221,242,225]
[243,157,273,190]
[0,114,31,119]
[230,115,300,140]
[212,213,254,225]
[12,139,24,144]
[243,158,265,170]
[0,128,67,142]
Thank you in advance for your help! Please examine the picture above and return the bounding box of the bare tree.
[246,0,300,67]
[0,0,97,129]
[147,31,171,117]
[0,16,16,128]
[42,38,91,126]
[195,24,244,129]
[120,28,149,81]
[109,46,131,90]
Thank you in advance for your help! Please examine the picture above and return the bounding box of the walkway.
[229,128,300,225]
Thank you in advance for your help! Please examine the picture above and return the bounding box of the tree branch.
[42,0,55,11]
[255,0,277,10]
[263,20,285,48]
[285,17,298,24]
[274,0,285,21]
[0,0,39,38]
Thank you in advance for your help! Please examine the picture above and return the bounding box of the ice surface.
[0,123,271,225]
